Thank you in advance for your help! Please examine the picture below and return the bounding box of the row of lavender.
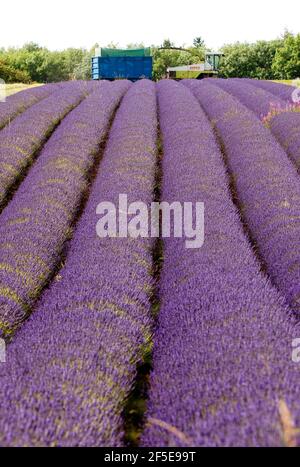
[211,78,300,173]
[0,80,130,336]
[244,78,298,103]
[0,84,57,129]
[208,78,286,118]
[0,80,157,446]
[0,82,87,211]
[183,79,300,317]
[0,81,99,132]
[270,111,300,170]
[234,80,300,183]
[142,80,300,447]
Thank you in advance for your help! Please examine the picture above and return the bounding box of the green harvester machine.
[167,52,223,79]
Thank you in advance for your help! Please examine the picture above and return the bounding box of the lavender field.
[0,78,300,447]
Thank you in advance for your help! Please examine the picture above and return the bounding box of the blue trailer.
[92,48,152,81]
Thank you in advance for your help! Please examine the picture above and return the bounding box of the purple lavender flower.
[269,111,300,170]
[0,82,89,208]
[0,80,157,446]
[0,84,58,130]
[142,80,300,447]
[0,80,130,336]
[210,78,285,118]
[240,78,297,103]
[183,79,300,314]
[1,78,300,448]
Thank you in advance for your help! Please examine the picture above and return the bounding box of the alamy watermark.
[0,338,6,363]
[96,194,204,249]
[0,79,6,103]
[291,79,300,104]
[292,338,300,363]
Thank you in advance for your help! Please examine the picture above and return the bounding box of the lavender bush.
[0,80,130,336]
[0,80,157,446]
[210,81,300,171]
[241,78,297,103]
[0,82,88,209]
[183,79,300,315]
[269,112,300,169]
[142,80,300,447]
[0,84,57,129]
[210,78,285,118]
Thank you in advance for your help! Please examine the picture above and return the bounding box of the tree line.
[0,43,91,83]
[219,31,300,79]
[0,32,299,83]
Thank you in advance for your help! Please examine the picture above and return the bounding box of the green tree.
[126,43,145,49]
[219,43,256,77]
[0,44,90,82]
[161,39,174,49]
[152,47,194,80]
[0,59,31,83]
[23,42,42,53]
[193,37,205,48]
[219,39,283,79]
[105,42,119,49]
[272,33,300,79]
[72,47,95,80]
[62,48,86,79]
[251,40,282,79]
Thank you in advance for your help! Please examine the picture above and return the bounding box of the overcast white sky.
[1,0,299,51]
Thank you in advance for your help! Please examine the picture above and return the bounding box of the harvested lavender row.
[0,80,130,336]
[142,80,300,447]
[269,112,300,169]
[183,80,300,313]
[210,78,285,117]
[0,82,88,208]
[241,78,297,103]
[0,80,157,446]
[0,83,56,129]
